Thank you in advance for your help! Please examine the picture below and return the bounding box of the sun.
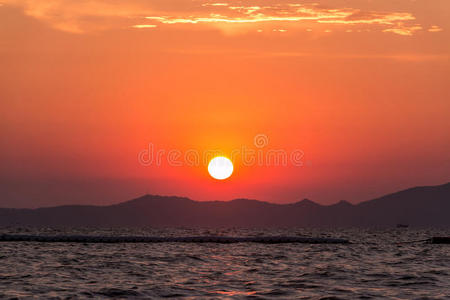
[208,156,234,180]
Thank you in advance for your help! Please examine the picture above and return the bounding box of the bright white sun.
[208,156,234,180]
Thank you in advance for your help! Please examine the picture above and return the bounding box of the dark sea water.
[0,228,449,299]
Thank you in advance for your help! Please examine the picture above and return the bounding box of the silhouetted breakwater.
[0,234,350,244]
[428,237,450,244]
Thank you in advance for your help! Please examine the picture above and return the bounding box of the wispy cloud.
[144,4,415,30]
[0,0,443,36]
[428,25,443,33]
[131,24,157,29]
[383,25,422,36]
[141,2,431,36]
[1,0,156,33]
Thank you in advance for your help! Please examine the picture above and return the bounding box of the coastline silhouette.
[1,182,448,227]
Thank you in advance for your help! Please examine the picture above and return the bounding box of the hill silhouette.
[0,183,449,227]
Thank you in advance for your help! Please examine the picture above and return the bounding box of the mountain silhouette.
[0,183,449,227]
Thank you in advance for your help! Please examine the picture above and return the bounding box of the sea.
[0,227,449,299]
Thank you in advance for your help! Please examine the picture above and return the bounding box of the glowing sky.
[0,0,449,207]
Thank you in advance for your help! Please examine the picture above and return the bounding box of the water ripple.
[0,228,449,298]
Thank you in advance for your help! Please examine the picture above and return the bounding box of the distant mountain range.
[0,183,449,227]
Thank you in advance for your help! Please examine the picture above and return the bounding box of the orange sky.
[1,0,449,207]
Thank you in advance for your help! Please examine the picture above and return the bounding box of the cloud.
[0,0,431,36]
[383,24,422,36]
[131,24,157,29]
[143,4,414,26]
[142,2,422,36]
[1,0,157,33]
[428,25,443,33]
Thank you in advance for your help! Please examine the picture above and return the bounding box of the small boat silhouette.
[396,224,409,228]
